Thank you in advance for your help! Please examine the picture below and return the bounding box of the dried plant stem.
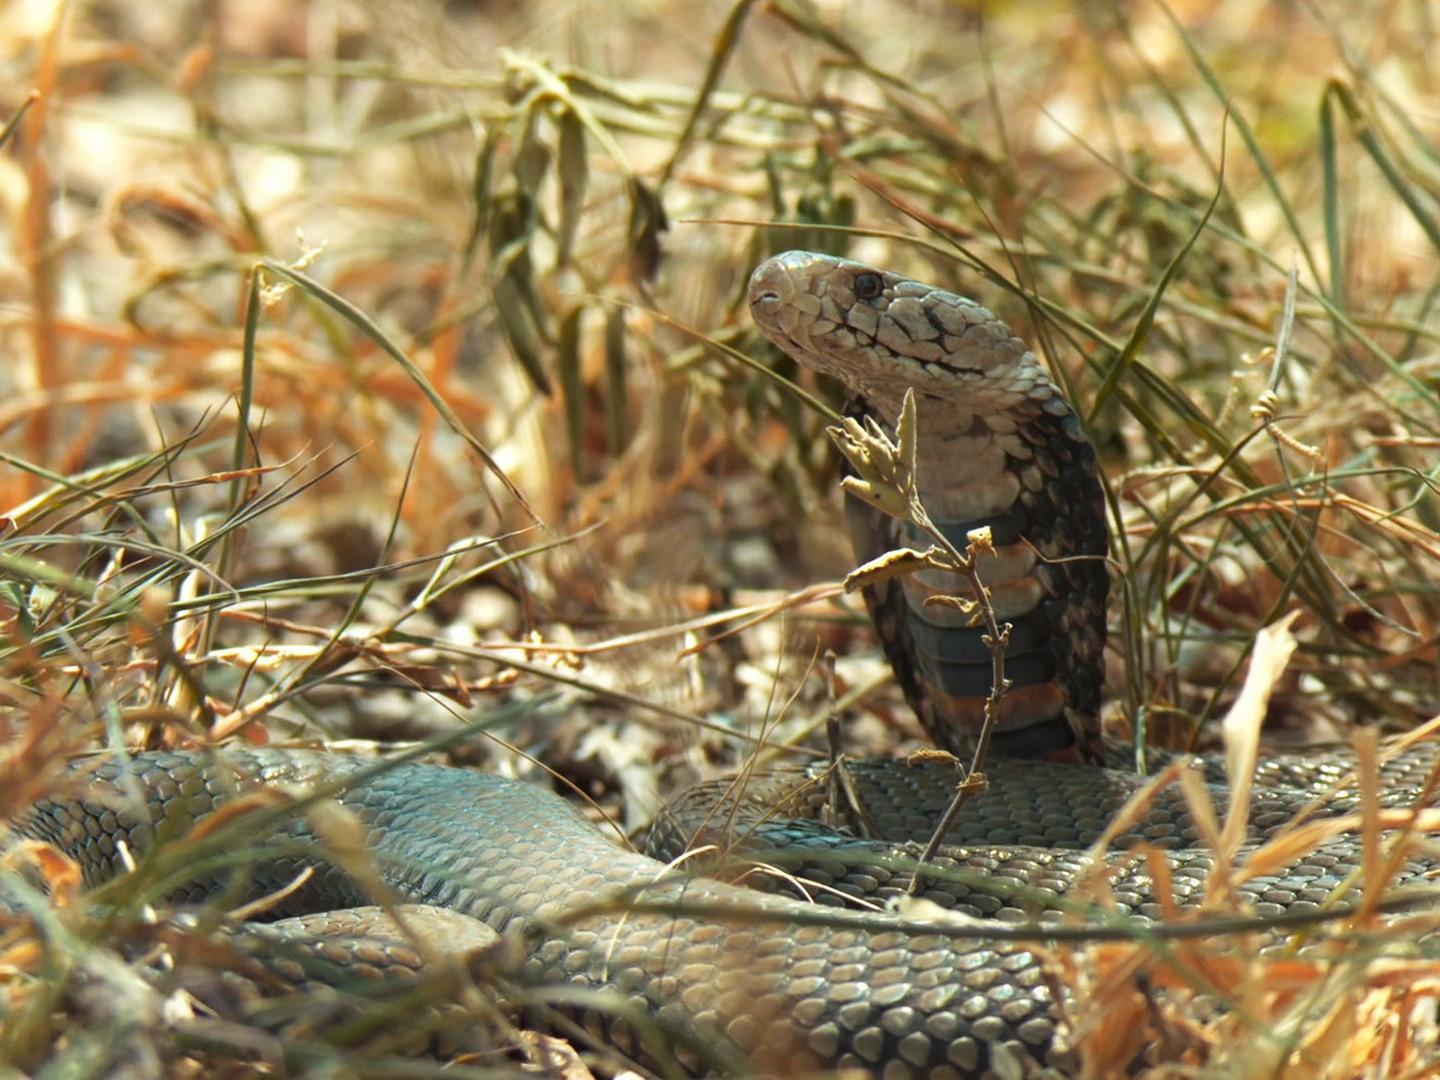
[820,389,1011,893]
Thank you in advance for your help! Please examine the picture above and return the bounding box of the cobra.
[747,250,1109,762]
[7,252,1437,1077]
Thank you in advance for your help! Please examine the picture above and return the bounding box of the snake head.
[748,250,1052,420]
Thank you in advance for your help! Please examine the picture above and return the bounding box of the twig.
[820,388,1011,893]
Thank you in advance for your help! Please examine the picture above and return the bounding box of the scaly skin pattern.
[648,751,1440,918]
[12,746,1440,1075]
[10,750,1071,1076]
[748,251,1108,760]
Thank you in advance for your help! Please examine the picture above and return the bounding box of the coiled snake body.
[9,252,1438,1076]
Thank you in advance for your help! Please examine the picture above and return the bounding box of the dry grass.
[3,0,1440,1075]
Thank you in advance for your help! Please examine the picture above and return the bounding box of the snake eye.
[853,272,883,300]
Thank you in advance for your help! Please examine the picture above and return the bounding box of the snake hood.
[748,250,1059,424]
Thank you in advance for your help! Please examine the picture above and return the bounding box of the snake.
[7,251,1438,1077]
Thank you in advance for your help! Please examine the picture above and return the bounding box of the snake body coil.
[8,252,1438,1077]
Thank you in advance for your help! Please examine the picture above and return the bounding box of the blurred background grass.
[3,0,1439,1073]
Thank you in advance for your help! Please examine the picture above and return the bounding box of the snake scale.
[7,252,1438,1077]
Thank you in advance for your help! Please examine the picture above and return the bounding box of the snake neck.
[845,382,1110,761]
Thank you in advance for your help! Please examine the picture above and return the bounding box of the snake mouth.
[745,266,791,328]
[747,252,816,333]
[747,286,813,355]
[748,289,783,321]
